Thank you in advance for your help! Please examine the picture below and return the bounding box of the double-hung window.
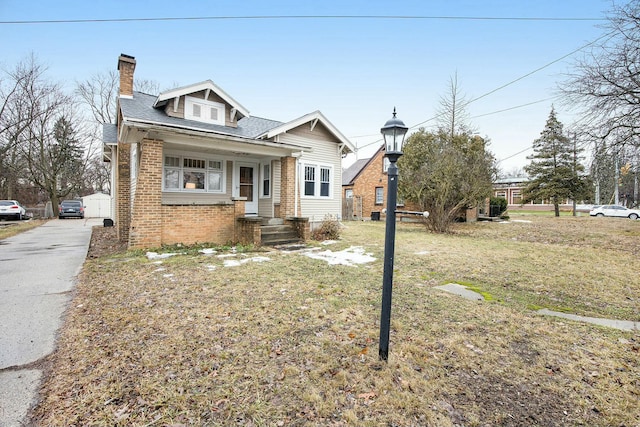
[303,164,332,198]
[163,155,225,193]
[261,163,271,197]
[375,187,384,205]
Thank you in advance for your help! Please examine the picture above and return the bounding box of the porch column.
[280,156,299,218]
[129,138,164,248]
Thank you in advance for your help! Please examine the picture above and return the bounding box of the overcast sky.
[0,0,613,173]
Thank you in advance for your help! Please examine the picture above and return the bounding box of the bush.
[312,215,341,241]
[489,196,508,217]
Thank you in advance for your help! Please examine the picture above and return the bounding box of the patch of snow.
[415,251,429,255]
[223,256,271,267]
[154,267,166,272]
[199,248,218,255]
[302,246,376,266]
[163,274,174,278]
[511,219,532,223]
[146,252,179,260]
[321,240,338,245]
[204,264,216,271]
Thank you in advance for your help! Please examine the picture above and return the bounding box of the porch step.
[261,217,284,226]
[261,224,302,246]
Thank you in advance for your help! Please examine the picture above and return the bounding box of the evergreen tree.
[523,108,583,216]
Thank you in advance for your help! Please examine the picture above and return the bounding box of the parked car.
[58,200,84,219]
[589,204,640,220]
[0,200,26,220]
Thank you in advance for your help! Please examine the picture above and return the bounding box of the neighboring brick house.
[104,54,354,249]
[342,145,391,220]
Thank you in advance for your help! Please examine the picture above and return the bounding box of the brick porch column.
[129,138,163,248]
[280,156,299,218]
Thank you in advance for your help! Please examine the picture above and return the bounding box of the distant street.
[0,218,99,427]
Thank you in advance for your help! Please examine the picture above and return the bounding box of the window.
[304,165,315,196]
[185,96,225,126]
[345,189,353,199]
[383,157,390,173]
[375,187,384,205]
[512,191,522,205]
[302,164,332,198]
[261,163,271,197]
[163,154,225,193]
[320,167,330,197]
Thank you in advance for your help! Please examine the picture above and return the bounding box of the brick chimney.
[117,54,136,98]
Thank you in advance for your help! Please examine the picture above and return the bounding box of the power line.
[0,15,606,25]
[353,30,616,157]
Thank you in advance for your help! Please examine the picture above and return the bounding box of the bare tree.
[0,54,49,199]
[560,1,640,150]
[76,71,162,125]
[436,72,476,140]
[75,70,119,124]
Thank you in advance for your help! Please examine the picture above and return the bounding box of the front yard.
[32,216,640,426]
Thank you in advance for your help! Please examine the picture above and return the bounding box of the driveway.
[0,218,100,427]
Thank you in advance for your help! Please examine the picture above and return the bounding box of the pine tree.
[523,108,579,216]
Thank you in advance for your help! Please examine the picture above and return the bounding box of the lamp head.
[381,107,408,155]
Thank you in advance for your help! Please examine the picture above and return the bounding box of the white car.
[589,204,640,220]
[0,200,27,220]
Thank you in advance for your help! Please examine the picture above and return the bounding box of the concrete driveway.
[0,218,100,427]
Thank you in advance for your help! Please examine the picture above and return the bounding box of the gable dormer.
[153,80,249,128]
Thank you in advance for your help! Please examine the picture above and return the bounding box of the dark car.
[59,200,84,219]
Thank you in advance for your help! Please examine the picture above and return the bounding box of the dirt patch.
[86,225,127,258]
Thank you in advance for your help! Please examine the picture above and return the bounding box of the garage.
[82,192,112,218]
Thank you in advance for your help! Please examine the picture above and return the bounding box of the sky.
[0,0,615,174]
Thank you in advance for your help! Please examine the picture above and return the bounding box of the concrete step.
[261,224,302,246]
[261,217,284,226]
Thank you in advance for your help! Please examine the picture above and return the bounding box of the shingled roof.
[119,91,283,140]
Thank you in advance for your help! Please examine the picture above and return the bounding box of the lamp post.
[379,108,408,362]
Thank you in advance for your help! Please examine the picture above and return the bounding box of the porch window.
[261,163,271,197]
[303,164,332,198]
[163,155,225,193]
[375,187,384,205]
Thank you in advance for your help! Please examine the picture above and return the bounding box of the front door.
[234,163,258,215]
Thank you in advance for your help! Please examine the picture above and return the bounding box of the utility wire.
[0,15,606,25]
[353,30,616,159]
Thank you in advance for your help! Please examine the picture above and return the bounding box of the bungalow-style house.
[103,54,354,249]
[342,144,390,220]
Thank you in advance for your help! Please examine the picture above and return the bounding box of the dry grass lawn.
[32,215,640,426]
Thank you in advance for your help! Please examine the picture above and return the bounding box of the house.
[493,177,573,211]
[103,54,354,249]
[341,144,389,220]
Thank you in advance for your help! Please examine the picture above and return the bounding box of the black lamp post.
[378,108,408,362]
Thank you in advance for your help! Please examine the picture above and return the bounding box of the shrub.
[489,196,508,217]
[312,215,341,241]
